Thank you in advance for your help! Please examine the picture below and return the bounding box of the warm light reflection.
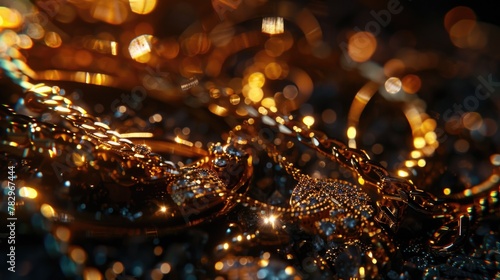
[424,131,437,145]
[209,104,229,116]
[83,38,118,55]
[410,150,422,159]
[0,7,23,29]
[283,85,298,100]
[265,37,285,57]
[413,137,426,149]
[359,266,365,278]
[18,34,34,49]
[248,72,266,88]
[401,74,421,94]
[302,116,315,128]
[295,8,323,45]
[422,118,437,131]
[182,33,211,56]
[129,34,154,62]
[346,82,379,149]
[26,23,44,40]
[37,70,115,87]
[285,266,295,275]
[83,267,103,280]
[72,152,86,167]
[129,0,157,15]
[70,247,87,264]
[262,17,284,35]
[358,177,365,185]
[444,6,487,50]
[347,126,357,139]
[444,6,476,32]
[91,0,129,25]
[55,226,71,242]
[215,261,224,271]
[44,32,62,48]
[174,136,194,147]
[462,112,482,131]
[491,154,500,166]
[397,170,409,177]
[1,30,19,48]
[160,262,171,274]
[405,160,416,168]
[449,19,478,48]
[212,0,242,20]
[206,31,263,77]
[248,87,264,102]
[259,259,270,267]
[261,97,275,108]
[383,59,405,77]
[384,77,402,94]
[112,262,124,274]
[19,187,38,199]
[263,214,278,228]
[40,203,56,218]
[264,62,282,79]
[158,38,180,59]
[347,32,377,63]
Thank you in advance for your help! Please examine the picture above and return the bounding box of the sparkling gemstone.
[214,157,228,167]
[319,221,336,236]
[344,217,357,229]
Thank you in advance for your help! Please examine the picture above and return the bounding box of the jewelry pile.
[1,1,499,279]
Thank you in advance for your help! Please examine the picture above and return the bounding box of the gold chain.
[3,77,497,252]
[230,110,482,252]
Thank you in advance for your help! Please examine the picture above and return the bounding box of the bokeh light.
[401,74,421,94]
[129,34,154,62]
[129,0,157,15]
[347,32,377,63]
[384,77,402,94]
